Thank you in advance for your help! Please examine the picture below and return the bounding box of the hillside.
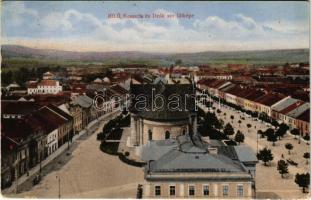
[1,45,309,67]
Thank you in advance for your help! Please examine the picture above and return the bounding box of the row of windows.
[48,143,57,155]
[148,129,187,141]
[154,185,243,197]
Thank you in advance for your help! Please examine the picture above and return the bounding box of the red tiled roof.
[2,116,44,144]
[28,94,71,106]
[244,90,266,101]
[45,105,73,121]
[28,83,38,88]
[225,85,246,96]
[35,107,68,132]
[1,101,41,115]
[255,93,286,107]
[207,80,227,88]
[38,80,58,86]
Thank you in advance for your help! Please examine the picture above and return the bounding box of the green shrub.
[100,142,119,155]
[303,134,310,141]
[118,154,145,167]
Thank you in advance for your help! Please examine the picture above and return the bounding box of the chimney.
[208,147,218,155]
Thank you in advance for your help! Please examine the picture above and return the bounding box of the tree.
[277,160,289,178]
[271,119,279,127]
[295,173,310,193]
[122,108,128,115]
[264,128,273,135]
[246,124,252,133]
[275,126,287,140]
[285,143,293,155]
[279,123,289,132]
[257,147,274,166]
[259,112,269,122]
[224,123,235,138]
[290,128,300,139]
[266,129,277,146]
[215,119,224,132]
[175,59,182,66]
[1,70,13,86]
[258,130,264,138]
[234,130,245,144]
[303,152,310,164]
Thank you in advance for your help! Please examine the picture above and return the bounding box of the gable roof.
[286,102,310,118]
[1,101,41,115]
[272,97,300,112]
[279,100,305,115]
[2,116,44,144]
[255,93,287,107]
[38,80,59,87]
[72,95,93,108]
[146,135,247,174]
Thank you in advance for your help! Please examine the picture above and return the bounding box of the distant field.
[1,45,309,70]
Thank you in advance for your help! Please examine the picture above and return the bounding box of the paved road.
[7,112,144,198]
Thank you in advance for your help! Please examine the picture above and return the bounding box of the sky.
[1,1,309,53]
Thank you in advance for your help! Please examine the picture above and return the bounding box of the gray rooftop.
[272,97,299,112]
[143,135,256,174]
[234,145,258,163]
[72,95,93,108]
[149,148,245,173]
[286,102,310,118]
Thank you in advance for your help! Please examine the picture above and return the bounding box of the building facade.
[27,80,62,95]
[142,135,257,199]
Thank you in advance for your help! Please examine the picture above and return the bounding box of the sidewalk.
[2,109,120,194]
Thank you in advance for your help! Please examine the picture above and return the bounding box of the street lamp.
[256,130,259,154]
[67,129,70,151]
[56,175,61,198]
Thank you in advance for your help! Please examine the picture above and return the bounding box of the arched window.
[148,129,153,141]
[165,131,170,139]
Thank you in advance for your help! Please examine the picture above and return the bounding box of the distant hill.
[1,44,309,66]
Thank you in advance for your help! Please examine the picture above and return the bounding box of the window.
[203,185,209,196]
[148,130,153,141]
[169,186,175,196]
[155,186,161,196]
[237,185,243,197]
[165,131,170,139]
[189,185,195,196]
[223,185,228,197]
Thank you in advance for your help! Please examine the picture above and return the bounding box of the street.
[7,113,144,198]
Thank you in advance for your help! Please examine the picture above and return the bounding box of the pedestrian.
[281,154,284,158]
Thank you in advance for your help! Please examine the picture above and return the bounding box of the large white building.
[27,80,63,94]
[141,135,257,199]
